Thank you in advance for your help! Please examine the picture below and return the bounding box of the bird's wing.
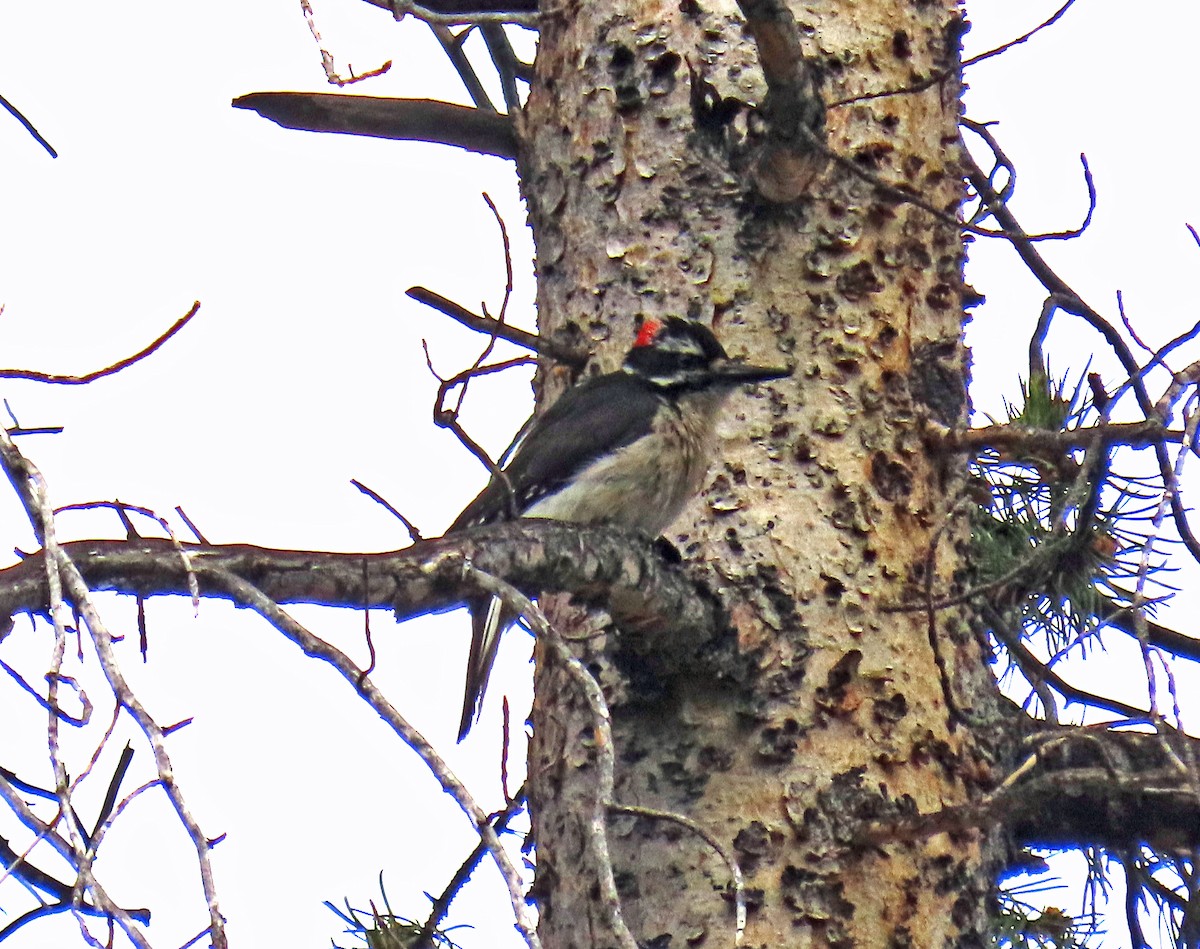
[448,372,662,530]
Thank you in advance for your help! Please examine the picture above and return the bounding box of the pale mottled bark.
[518,2,1006,947]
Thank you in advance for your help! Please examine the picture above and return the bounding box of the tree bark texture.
[517,2,1008,947]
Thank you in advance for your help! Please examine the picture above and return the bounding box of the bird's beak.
[710,358,792,385]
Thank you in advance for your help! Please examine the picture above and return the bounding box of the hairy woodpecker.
[448,316,790,740]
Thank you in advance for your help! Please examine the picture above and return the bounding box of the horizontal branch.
[358,0,538,13]
[231,94,517,159]
[0,522,720,657]
[933,419,1180,454]
[1009,729,1200,849]
[362,0,539,25]
[867,727,1200,852]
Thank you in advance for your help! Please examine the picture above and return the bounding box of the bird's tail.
[457,595,510,741]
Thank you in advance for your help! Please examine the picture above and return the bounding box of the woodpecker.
[448,316,790,740]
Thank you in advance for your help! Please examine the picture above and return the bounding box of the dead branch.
[300,0,392,86]
[422,348,526,515]
[987,608,1148,723]
[0,832,151,939]
[439,192,520,427]
[0,430,226,949]
[964,0,1079,69]
[610,802,747,947]
[930,419,1183,454]
[232,94,517,159]
[962,137,1200,566]
[407,286,587,365]
[0,302,201,385]
[0,91,57,158]
[358,0,538,14]
[796,117,1095,242]
[735,0,827,201]
[385,0,538,27]
[0,522,722,657]
[481,23,522,112]
[350,479,424,542]
[863,727,1200,851]
[1101,602,1200,667]
[204,566,541,949]
[464,565,636,949]
[429,22,498,113]
[415,784,527,948]
[828,1,1077,110]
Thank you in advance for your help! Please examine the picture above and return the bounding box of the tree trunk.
[519,1,1008,946]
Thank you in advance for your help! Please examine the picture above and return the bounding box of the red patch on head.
[634,318,663,348]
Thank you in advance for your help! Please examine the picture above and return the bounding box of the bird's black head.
[622,317,790,390]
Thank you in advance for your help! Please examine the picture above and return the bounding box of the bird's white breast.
[523,388,729,536]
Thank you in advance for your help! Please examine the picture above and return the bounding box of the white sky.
[1,2,1199,947]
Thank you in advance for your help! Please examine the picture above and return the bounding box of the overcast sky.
[2,2,1199,947]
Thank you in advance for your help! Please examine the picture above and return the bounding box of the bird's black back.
[447,370,664,531]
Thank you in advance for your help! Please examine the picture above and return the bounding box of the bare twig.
[360,559,378,680]
[963,0,1078,68]
[1131,392,1200,727]
[610,802,747,947]
[0,431,226,948]
[800,119,1095,242]
[963,120,1097,241]
[437,357,535,418]
[407,286,586,365]
[429,22,497,112]
[90,744,135,839]
[86,776,161,859]
[66,706,137,853]
[203,566,541,949]
[428,355,533,516]
[451,192,518,416]
[961,138,1200,564]
[1154,360,1200,423]
[930,419,1181,454]
[0,808,151,939]
[55,500,200,612]
[481,23,522,111]
[0,91,58,158]
[501,697,515,804]
[463,564,637,949]
[0,656,89,725]
[6,426,64,437]
[359,0,537,13]
[0,302,201,385]
[174,505,210,545]
[350,479,424,542]
[988,607,1145,722]
[919,492,982,727]
[387,0,539,27]
[828,1,1077,110]
[0,768,150,946]
[415,784,528,947]
[31,442,106,944]
[301,0,392,86]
